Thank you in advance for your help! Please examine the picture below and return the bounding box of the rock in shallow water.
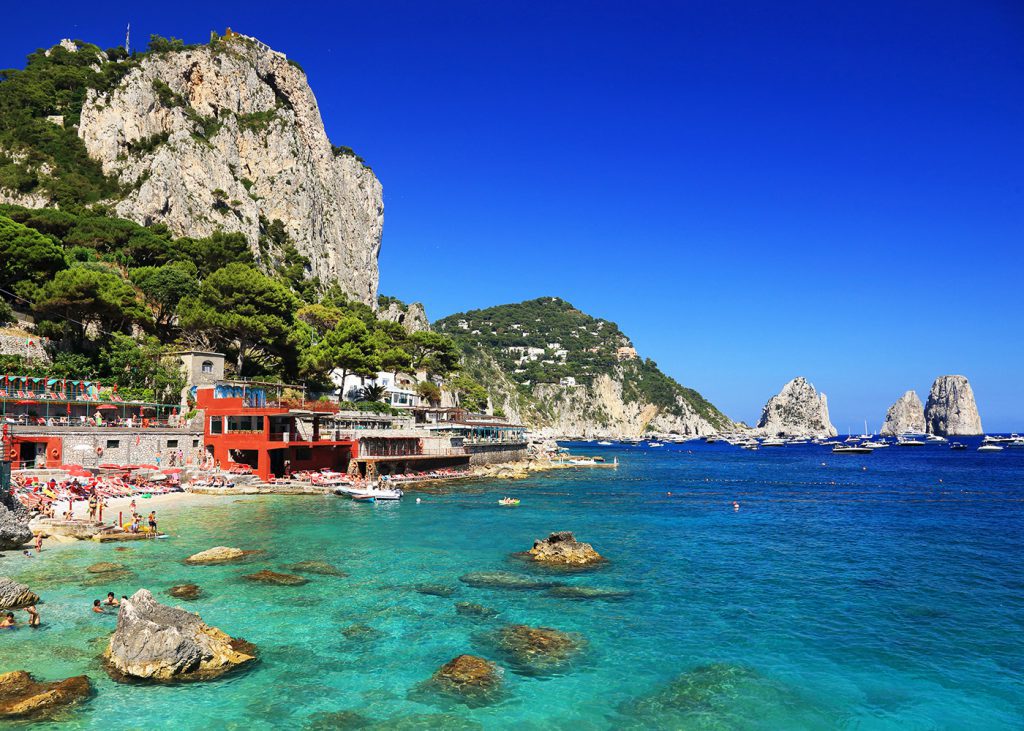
[0,671,91,720]
[341,623,384,642]
[104,588,257,682]
[184,546,263,565]
[546,585,631,600]
[413,583,457,597]
[284,561,348,577]
[167,584,202,600]
[0,577,39,610]
[454,602,499,618]
[527,531,604,566]
[493,624,584,675]
[243,570,309,586]
[87,562,125,574]
[419,655,503,708]
[459,571,560,591]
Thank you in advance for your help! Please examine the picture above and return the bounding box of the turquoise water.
[1,440,1023,729]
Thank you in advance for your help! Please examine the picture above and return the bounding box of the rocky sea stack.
[925,375,983,436]
[104,589,256,682]
[880,390,926,435]
[756,377,837,438]
[527,531,604,566]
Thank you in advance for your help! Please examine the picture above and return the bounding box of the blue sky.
[4,1,1023,429]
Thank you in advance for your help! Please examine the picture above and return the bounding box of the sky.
[3,1,1023,430]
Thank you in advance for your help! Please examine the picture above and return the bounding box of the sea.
[1,438,1022,730]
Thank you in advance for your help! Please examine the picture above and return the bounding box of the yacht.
[896,433,926,446]
[647,441,664,448]
[925,434,947,443]
[596,440,613,446]
[978,444,1004,452]
[833,444,873,454]
[949,442,967,450]
[862,439,889,448]
[1006,438,1024,449]
[761,438,786,447]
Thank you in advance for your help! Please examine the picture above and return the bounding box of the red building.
[196,385,357,480]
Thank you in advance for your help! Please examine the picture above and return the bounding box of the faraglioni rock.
[77,34,383,304]
[880,390,926,435]
[925,375,983,436]
[527,532,604,566]
[104,589,257,682]
[756,377,837,438]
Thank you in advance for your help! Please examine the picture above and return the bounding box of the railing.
[8,418,188,430]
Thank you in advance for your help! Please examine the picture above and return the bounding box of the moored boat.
[832,444,873,454]
[977,444,1004,452]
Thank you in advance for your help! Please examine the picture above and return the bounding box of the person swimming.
[0,612,16,628]
[24,605,39,627]
[103,592,119,607]
[92,600,105,614]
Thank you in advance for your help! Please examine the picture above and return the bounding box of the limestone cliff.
[77,35,382,304]
[879,390,926,435]
[756,377,837,437]
[436,298,733,437]
[924,375,983,436]
[379,301,430,333]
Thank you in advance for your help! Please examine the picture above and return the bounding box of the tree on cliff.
[130,261,199,335]
[408,331,460,377]
[448,373,489,412]
[0,215,66,299]
[177,263,296,374]
[300,315,378,396]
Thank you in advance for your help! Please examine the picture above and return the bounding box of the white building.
[331,370,421,409]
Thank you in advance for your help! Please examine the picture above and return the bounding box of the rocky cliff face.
[756,377,837,437]
[78,35,382,304]
[379,302,430,333]
[925,375,983,435]
[880,390,926,435]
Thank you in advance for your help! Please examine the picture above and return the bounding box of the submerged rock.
[0,577,39,610]
[0,671,91,720]
[243,570,309,586]
[284,561,348,577]
[925,375,983,435]
[185,546,263,565]
[756,377,837,438]
[546,585,631,600]
[454,602,499,618]
[880,390,926,436]
[413,583,457,597]
[341,623,384,641]
[459,571,560,591]
[493,624,584,674]
[305,709,374,729]
[167,584,202,600]
[527,532,604,566]
[87,562,125,574]
[422,655,503,707]
[104,589,257,682]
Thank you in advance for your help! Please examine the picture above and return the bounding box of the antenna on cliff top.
[125,23,130,55]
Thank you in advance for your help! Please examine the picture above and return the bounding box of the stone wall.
[465,443,530,465]
[17,428,204,469]
[0,332,49,364]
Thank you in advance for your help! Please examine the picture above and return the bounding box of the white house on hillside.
[331,370,421,409]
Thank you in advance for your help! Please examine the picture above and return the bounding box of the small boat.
[1006,439,1024,449]
[977,444,1004,452]
[761,438,786,447]
[949,442,967,450]
[498,498,520,506]
[648,442,664,448]
[862,440,889,448]
[597,440,613,446]
[896,438,926,447]
[925,434,947,443]
[335,485,404,500]
[832,445,873,454]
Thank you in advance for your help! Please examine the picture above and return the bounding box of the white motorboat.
[862,440,889,448]
[335,485,404,500]
[896,436,926,446]
[925,434,947,443]
[761,438,786,447]
[832,444,873,454]
[977,444,1004,452]
[1006,439,1024,449]
[648,442,664,448]
[596,440,613,446]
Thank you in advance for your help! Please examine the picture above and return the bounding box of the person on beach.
[24,605,39,627]
[155,450,162,468]
[88,495,97,520]
[148,511,157,533]
[129,499,136,514]
[34,534,42,552]
[104,592,119,607]
[130,515,140,533]
[0,613,15,628]
[92,600,105,614]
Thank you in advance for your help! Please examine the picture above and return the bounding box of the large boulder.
[0,490,32,550]
[755,377,837,438]
[0,671,91,720]
[104,589,256,682]
[880,390,926,435]
[0,577,39,610]
[925,375,983,436]
[527,532,604,566]
[184,546,261,565]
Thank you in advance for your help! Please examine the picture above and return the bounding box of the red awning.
[96,404,117,409]
[15,400,37,405]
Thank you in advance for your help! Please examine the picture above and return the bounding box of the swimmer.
[0,612,15,628]
[22,550,33,558]
[415,497,421,503]
[92,600,105,614]
[24,604,39,627]
[103,592,119,607]
[733,501,740,511]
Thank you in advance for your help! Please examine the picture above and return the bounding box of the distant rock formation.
[379,301,430,333]
[925,375,983,436]
[756,377,837,437]
[880,390,926,435]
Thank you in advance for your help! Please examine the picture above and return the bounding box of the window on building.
[106,439,120,449]
[192,439,199,448]
[167,440,178,448]
[210,417,223,434]
[201,360,214,373]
